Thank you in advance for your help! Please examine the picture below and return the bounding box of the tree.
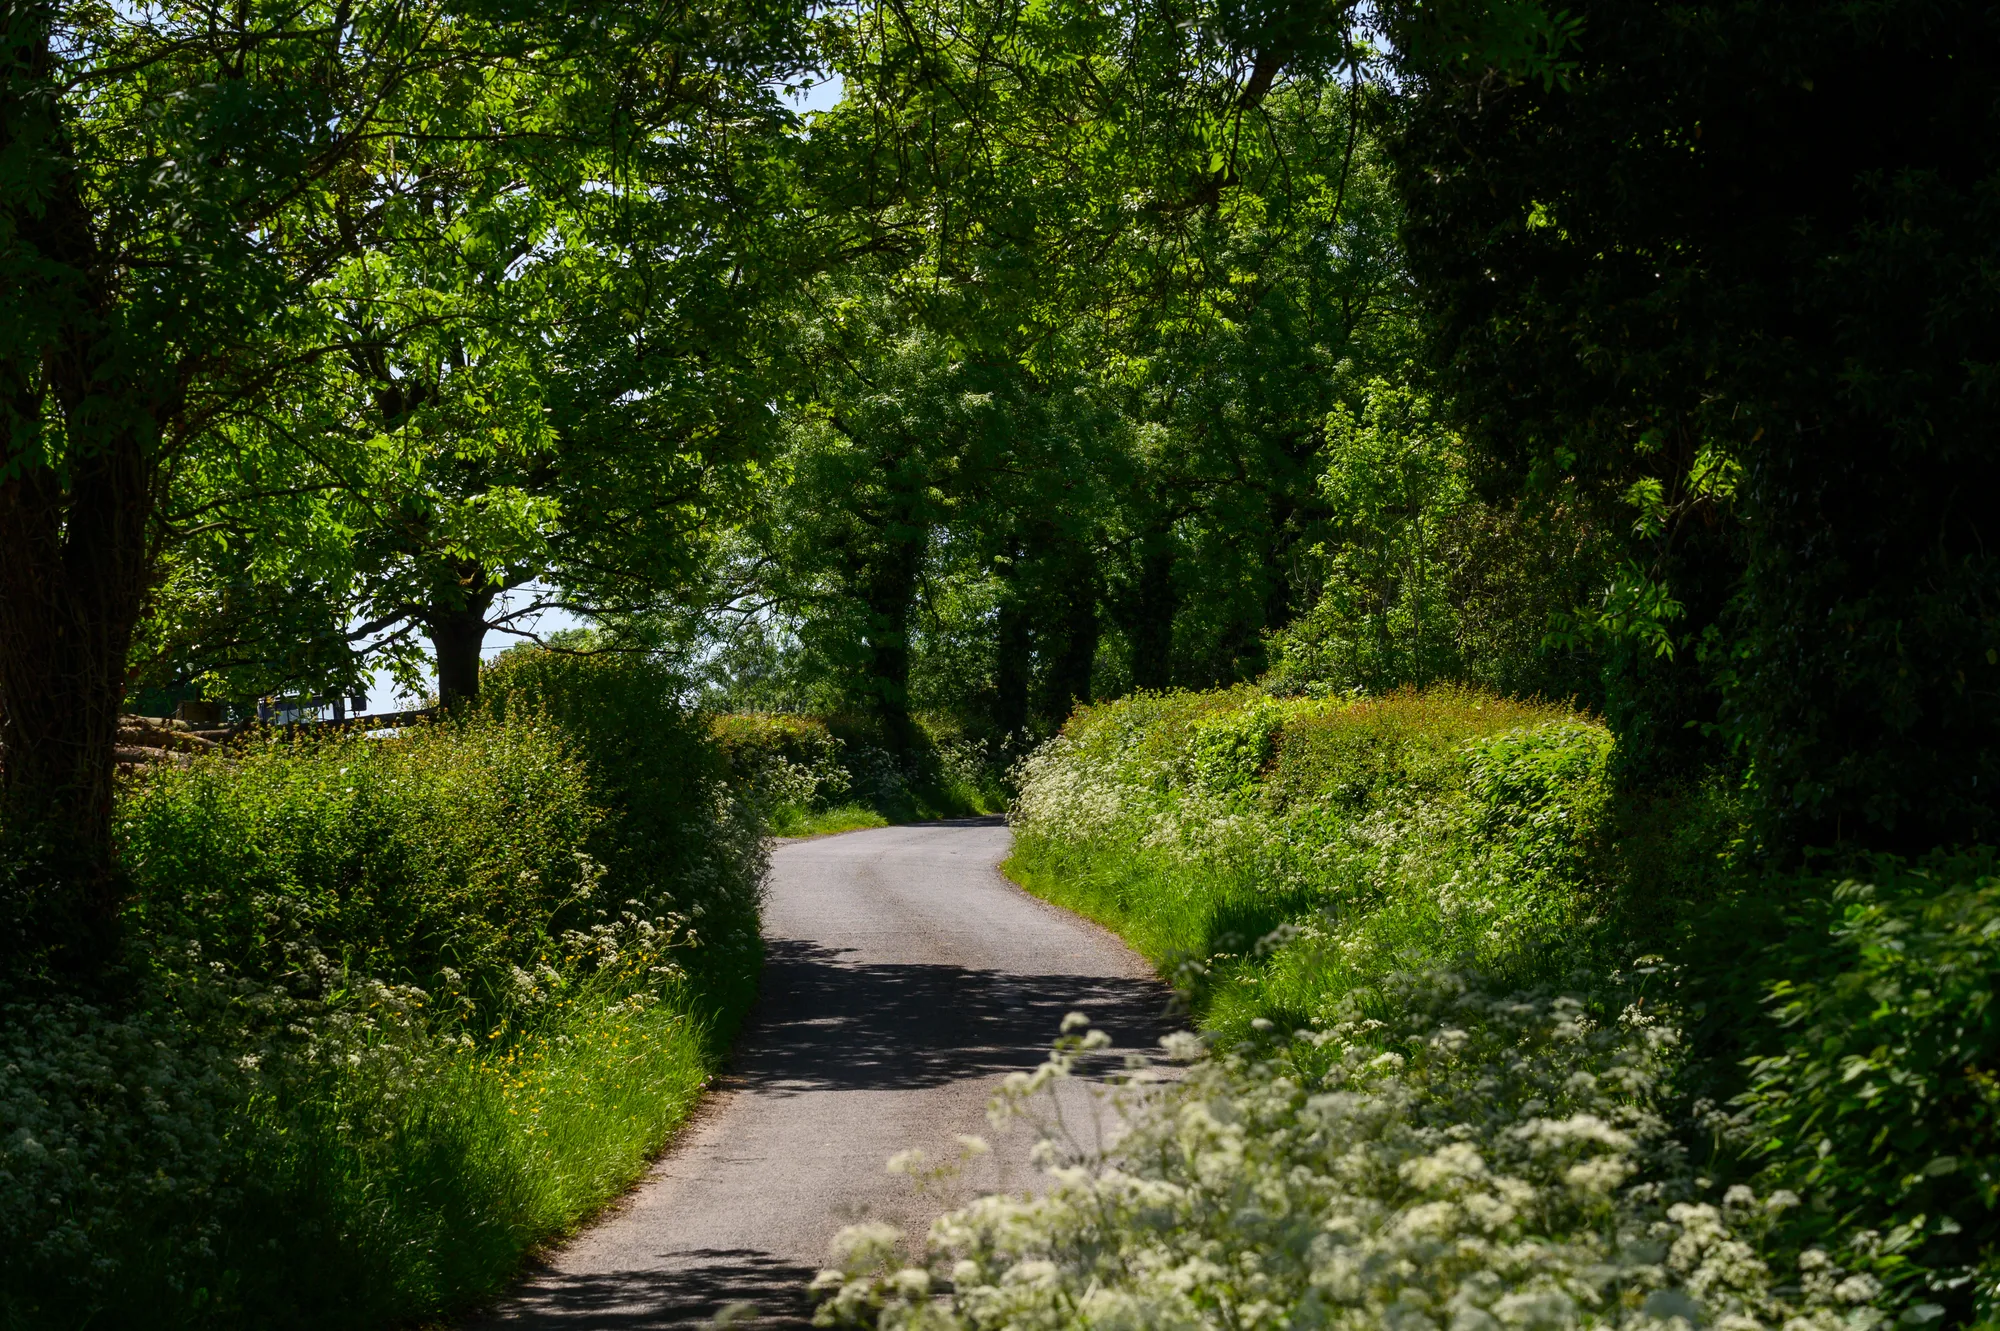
[1266,373,1605,700]
[750,312,1002,751]
[1380,0,2000,851]
[133,6,811,715]
[0,0,806,950]
[717,0,1407,734]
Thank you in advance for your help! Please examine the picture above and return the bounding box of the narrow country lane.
[476,817,1170,1330]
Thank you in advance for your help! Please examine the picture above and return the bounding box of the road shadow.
[475,1249,817,1329]
[730,940,1171,1095]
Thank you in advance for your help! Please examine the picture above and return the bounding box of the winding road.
[477,817,1170,1330]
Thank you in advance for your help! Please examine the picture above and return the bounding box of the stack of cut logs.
[114,716,221,774]
[106,707,438,777]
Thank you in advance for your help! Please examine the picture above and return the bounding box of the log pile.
[114,716,220,774]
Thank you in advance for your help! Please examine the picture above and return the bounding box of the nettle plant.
[1737,854,2000,1320]
[816,972,1890,1331]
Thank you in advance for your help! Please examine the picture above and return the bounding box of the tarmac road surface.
[476,816,1170,1330]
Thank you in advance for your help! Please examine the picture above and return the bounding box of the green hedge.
[125,716,602,1016]
[0,651,764,1329]
[707,709,1003,836]
[712,711,844,778]
[991,682,1998,1327]
[1007,684,1614,1036]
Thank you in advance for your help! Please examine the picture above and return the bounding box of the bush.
[707,709,1005,837]
[1735,853,2000,1322]
[1006,685,1614,1037]
[123,717,603,1017]
[710,712,869,835]
[480,649,765,960]
[0,651,764,1329]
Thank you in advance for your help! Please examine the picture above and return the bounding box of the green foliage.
[1738,854,2000,1320]
[130,20,811,708]
[710,708,1006,833]
[123,720,600,1018]
[1008,685,1614,1039]
[0,0,818,895]
[819,974,1880,1331]
[1183,700,1284,795]
[478,649,753,941]
[997,676,2000,1328]
[0,652,763,1327]
[1271,379,1471,690]
[712,712,847,782]
[1268,377,1605,704]
[702,0,1415,742]
[1264,686,1562,810]
[1383,0,2000,848]
[711,712,863,835]
[1466,722,1618,892]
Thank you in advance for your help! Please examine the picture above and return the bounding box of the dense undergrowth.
[0,652,764,1329]
[711,711,1008,837]
[1005,686,1617,1039]
[819,685,1999,1330]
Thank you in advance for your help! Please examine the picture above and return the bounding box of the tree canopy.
[5,0,1997,950]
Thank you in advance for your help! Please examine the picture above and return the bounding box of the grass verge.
[771,803,893,838]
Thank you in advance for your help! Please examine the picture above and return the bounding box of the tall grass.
[220,982,719,1324]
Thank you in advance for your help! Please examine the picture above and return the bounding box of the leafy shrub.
[980,674,2000,1331]
[707,709,1005,835]
[997,678,1983,1327]
[1262,379,1605,710]
[1007,685,1614,1037]
[714,713,848,794]
[819,973,1885,1331]
[1737,853,2000,1322]
[481,650,762,930]
[0,651,765,1329]
[711,712,862,834]
[1182,698,1283,794]
[123,717,601,1017]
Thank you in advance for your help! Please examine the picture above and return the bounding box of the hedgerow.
[0,651,763,1329]
[710,709,1005,836]
[811,684,1962,1331]
[1005,685,1613,1037]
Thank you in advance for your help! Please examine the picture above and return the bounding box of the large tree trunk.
[0,439,155,945]
[1044,559,1099,723]
[421,573,497,711]
[0,37,161,961]
[1129,540,1178,692]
